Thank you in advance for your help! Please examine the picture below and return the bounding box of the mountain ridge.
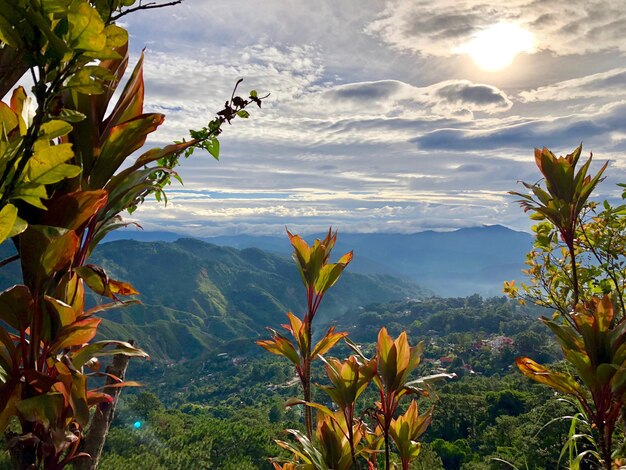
[104,225,532,296]
[0,238,428,361]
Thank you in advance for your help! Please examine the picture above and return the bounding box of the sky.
[120,0,626,236]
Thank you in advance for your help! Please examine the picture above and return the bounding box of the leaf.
[9,86,27,134]
[103,52,145,130]
[312,327,348,358]
[515,357,584,396]
[377,327,398,390]
[43,190,108,231]
[90,113,165,189]
[11,183,48,210]
[0,285,33,330]
[0,101,19,136]
[86,391,113,407]
[256,333,301,367]
[131,140,197,170]
[16,392,64,429]
[205,138,220,160]
[237,110,249,118]
[314,253,353,295]
[90,381,142,392]
[24,143,80,185]
[57,109,86,123]
[0,383,21,434]
[67,1,106,52]
[71,340,149,369]
[65,370,90,426]
[49,317,102,353]
[66,65,114,94]
[39,120,73,140]
[0,203,18,244]
[74,264,139,299]
[19,226,79,288]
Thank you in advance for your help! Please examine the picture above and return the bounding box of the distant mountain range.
[105,225,533,297]
[0,238,428,361]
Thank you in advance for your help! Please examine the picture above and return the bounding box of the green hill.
[0,238,429,361]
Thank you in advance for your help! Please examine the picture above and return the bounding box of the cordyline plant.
[271,327,442,470]
[260,235,445,470]
[506,145,626,469]
[258,228,353,439]
[0,1,265,468]
[351,328,434,470]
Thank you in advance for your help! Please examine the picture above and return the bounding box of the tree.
[505,145,626,469]
[0,1,265,468]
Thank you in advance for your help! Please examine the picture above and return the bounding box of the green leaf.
[17,392,64,429]
[205,138,220,160]
[0,285,33,331]
[250,90,258,98]
[71,340,149,369]
[11,183,49,209]
[0,384,21,434]
[67,1,106,52]
[23,143,80,185]
[0,203,18,244]
[237,110,250,118]
[57,109,87,123]
[104,24,128,48]
[44,295,79,328]
[66,65,114,94]
[39,120,73,139]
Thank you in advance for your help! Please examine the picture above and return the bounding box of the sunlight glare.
[457,23,535,72]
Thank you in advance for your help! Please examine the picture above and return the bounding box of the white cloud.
[366,0,626,57]
[104,0,626,236]
[519,68,626,102]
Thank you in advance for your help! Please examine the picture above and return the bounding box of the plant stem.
[346,407,356,469]
[384,429,390,470]
[304,308,313,439]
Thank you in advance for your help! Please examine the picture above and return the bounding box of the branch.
[110,0,183,22]
[74,344,135,470]
[0,254,19,269]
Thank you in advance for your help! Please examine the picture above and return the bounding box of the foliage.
[258,228,352,438]
[506,145,626,469]
[259,231,446,469]
[0,1,264,468]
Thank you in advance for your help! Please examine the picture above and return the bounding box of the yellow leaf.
[0,203,18,244]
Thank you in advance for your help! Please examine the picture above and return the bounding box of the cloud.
[520,68,626,102]
[414,101,626,152]
[309,79,512,118]
[433,81,512,109]
[366,0,626,57]
[104,0,626,237]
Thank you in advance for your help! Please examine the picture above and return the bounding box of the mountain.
[109,225,532,296]
[0,239,428,361]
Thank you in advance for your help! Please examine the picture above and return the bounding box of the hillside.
[0,238,429,361]
[107,225,533,296]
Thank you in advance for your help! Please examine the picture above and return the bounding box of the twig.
[110,0,183,22]
[0,254,19,268]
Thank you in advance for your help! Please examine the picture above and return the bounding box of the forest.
[0,1,625,469]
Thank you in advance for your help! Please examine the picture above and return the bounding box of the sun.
[457,23,535,72]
